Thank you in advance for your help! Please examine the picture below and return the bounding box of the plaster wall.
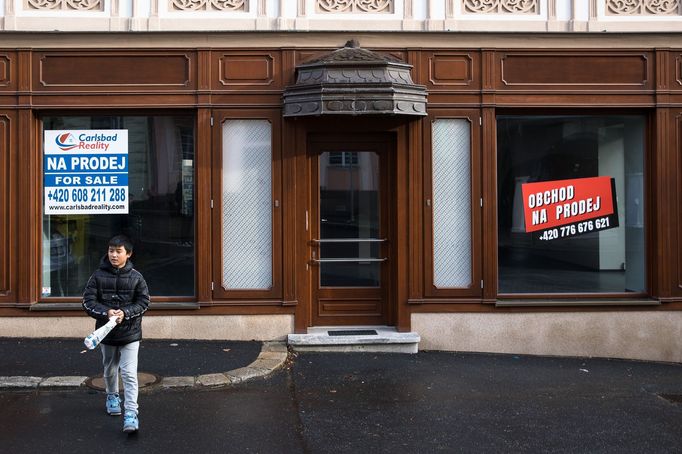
[413,312,682,363]
[0,314,293,341]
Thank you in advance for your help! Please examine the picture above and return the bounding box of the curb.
[0,341,289,390]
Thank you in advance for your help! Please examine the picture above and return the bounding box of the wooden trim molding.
[677,112,682,293]
[0,114,10,296]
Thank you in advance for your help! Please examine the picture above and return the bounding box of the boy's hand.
[107,309,125,324]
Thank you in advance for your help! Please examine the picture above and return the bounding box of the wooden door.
[309,136,391,326]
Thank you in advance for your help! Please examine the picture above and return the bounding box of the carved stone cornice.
[26,0,103,10]
[605,0,680,15]
[283,40,427,117]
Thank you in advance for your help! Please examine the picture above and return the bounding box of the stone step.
[287,326,420,354]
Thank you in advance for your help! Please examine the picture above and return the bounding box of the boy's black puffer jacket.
[82,256,150,346]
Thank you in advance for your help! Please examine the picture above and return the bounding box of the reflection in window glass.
[497,115,645,294]
[319,151,381,287]
[42,115,195,297]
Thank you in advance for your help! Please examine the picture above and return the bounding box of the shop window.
[42,115,195,298]
[432,119,472,288]
[424,112,481,299]
[497,115,646,294]
[221,119,272,290]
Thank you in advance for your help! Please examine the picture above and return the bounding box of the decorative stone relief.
[606,0,680,15]
[463,0,538,14]
[316,0,393,14]
[169,0,246,11]
[26,0,103,10]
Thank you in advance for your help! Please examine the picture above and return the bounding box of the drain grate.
[328,330,378,336]
[659,394,682,404]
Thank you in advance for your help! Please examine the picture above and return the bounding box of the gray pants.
[101,342,140,414]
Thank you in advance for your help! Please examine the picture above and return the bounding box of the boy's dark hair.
[108,235,133,253]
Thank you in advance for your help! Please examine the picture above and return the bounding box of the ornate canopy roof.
[283,40,427,117]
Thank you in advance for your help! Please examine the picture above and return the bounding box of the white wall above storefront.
[1,0,681,33]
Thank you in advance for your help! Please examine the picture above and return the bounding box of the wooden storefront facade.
[1,33,681,358]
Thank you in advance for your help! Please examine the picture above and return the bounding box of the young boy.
[83,235,150,433]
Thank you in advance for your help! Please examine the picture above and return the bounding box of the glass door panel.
[318,151,383,287]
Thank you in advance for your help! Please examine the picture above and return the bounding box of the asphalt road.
[2,351,681,453]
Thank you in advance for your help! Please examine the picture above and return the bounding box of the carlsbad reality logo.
[55,132,116,152]
[55,133,78,151]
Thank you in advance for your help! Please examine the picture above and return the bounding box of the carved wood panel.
[295,49,406,66]
[35,52,194,91]
[676,54,682,88]
[0,54,16,91]
[498,53,652,89]
[0,56,10,88]
[214,52,282,90]
[424,52,479,89]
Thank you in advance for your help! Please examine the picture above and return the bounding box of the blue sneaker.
[123,411,139,433]
[105,394,121,416]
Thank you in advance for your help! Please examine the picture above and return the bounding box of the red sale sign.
[521,176,618,237]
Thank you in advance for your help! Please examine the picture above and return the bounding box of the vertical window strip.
[221,119,273,290]
[432,119,472,288]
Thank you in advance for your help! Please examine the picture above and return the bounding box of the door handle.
[309,258,388,264]
[311,238,387,244]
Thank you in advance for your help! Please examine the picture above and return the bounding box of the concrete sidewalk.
[0,337,288,390]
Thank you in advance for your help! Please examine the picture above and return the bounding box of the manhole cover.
[328,330,378,336]
[86,372,160,391]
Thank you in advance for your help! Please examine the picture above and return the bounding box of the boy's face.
[108,245,132,269]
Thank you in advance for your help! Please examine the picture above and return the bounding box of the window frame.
[37,111,198,304]
[423,109,482,299]
[211,109,282,302]
[494,110,652,301]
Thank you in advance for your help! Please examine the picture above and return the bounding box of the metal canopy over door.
[309,136,392,326]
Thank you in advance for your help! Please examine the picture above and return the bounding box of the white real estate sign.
[44,130,129,215]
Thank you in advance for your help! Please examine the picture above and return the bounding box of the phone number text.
[46,187,127,204]
[538,217,612,241]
